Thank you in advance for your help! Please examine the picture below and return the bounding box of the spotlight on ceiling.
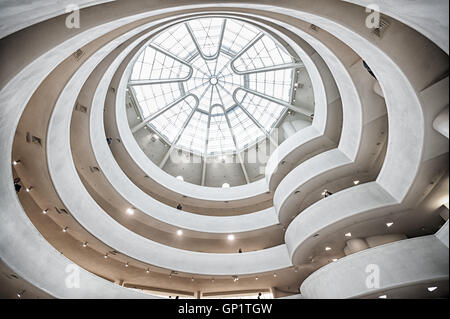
[353,180,360,185]
[146,268,150,274]
[125,262,129,268]
[25,186,32,192]
[82,242,88,248]
[62,226,68,233]
[378,295,387,299]
[126,208,134,215]
[427,287,437,292]
[227,234,235,241]
[325,246,332,251]
[177,229,183,236]
[345,232,352,237]
[12,160,21,166]
[386,222,394,228]
[42,209,48,215]
[104,254,108,259]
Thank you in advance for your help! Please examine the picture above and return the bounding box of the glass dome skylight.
[128,17,303,156]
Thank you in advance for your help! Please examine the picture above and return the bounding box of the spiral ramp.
[0,0,448,299]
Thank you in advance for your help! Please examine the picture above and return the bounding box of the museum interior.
[0,0,448,299]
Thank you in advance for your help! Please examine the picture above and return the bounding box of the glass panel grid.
[129,17,298,156]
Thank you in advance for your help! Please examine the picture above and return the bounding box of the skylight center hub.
[210,77,218,85]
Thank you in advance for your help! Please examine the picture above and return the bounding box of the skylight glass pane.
[187,18,224,57]
[248,69,293,102]
[149,96,195,142]
[227,106,264,149]
[233,35,294,73]
[132,83,181,118]
[235,90,285,131]
[151,23,197,60]
[221,19,260,55]
[176,111,208,154]
[207,113,235,154]
[131,46,191,82]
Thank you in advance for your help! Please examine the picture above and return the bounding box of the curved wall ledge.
[272,17,387,224]
[111,13,331,208]
[264,41,343,191]
[300,235,449,299]
[0,0,112,39]
[275,2,447,268]
[433,105,449,139]
[436,220,449,248]
[78,15,281,234]
[0,13,166,298]
[107,12,333,203]
[42,13,292,275]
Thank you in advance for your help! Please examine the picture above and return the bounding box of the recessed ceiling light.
[126,208,134,215]
[62,226,68,233]
[176,175,184,181]
[273,273,277,278]
[222,183,230,188]
[82,242,87,248]
[227,234,235,241]
[104,254,108,259]
[353,180,360,185]
[191,277,195,282]
[146,268,150,274]
[386,222,394,227]
[325,246,332,251]
[255,277,259,280]
[332,258,338,262]
[25,186,32,192]
[125,262,129,268]
[378,295,387,299]
[177,229,183,236]
[345,232,352,237]
[42,209,48,215]
[427,287,437,292]
[12,160,20,165]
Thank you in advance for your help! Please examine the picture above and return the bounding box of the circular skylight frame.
[128,16,304,157]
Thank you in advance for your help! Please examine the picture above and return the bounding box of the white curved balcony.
[300,234,449,298]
